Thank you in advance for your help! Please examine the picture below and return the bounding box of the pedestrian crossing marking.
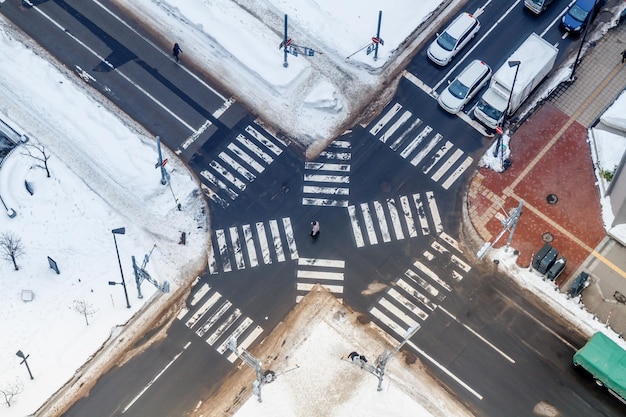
[387,288,429,321]
[302,140,351,207]
[379,110,412,144]
[269,220,285,262]
[410,134,443,167]
[256,222,272,265]
[206,308,242,346]
[396,278,436,311]
[390,118,422,151]
[347,205,365,248]
[304,162,350,172]
[242,224,258,268]
[227,325,264,363]
[229,226,245,270]
[431,148,463,182]
[303,174,350,183]
[244,125,284,155]
[186,292,222,329]
[369,306,419,337]
[360,202,378,245]
[374,201,392,243]
[370,102,402,136]
[302,197,349,207]
[400,195,417,238]
[219,152,255,182]
[201,170,238,200]
[282,217,299,260]
[451,255,471,273]
[296,257,345,302]
[426,191,443,234]
[413,260,452,292]
[190,283,210,306]
[227,143,265,173]
[236,134,274,164]
[442,156,473,190]
[440,232,461,252]
[405,268,444,301]
[413,193,429,235]
[217,317,253,355]
[422,140,453,175]
[400,126,432,159]
[320,151,351,160]
[387,198,404,240]
[379,297,419,328]
[196,300,232,338]
[303,185,349,195]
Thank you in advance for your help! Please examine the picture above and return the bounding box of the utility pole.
[228,337,275,402]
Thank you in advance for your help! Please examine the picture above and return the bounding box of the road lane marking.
[438,306,516,363]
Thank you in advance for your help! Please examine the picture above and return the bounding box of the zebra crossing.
[347,191,442,248]
[208,217,299,274]
[369,236,471,338]
[302,139,351,207]
[176,278,264,363]
[368,102,473,190]
[200,123,288,208]
[295,258,345,303]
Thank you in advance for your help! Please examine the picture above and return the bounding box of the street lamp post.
[16,350,34,380]
[570,17,592,81]
[493,60,521,161]
[110,227,131,308]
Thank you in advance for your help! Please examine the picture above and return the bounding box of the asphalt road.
[2,1,624,416]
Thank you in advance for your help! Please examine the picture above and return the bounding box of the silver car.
[438,60,491,114]
[427,12,481,66]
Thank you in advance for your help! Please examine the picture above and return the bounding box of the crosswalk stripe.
[201,183,229,208]
[269,220,285,262]
[390,117,422,151]
[379,297,419,328]
[227,143,265,173]
[413,260,452,292]
[451,255,471,273]
[303,185,349,195]
[216,229,232,272]
[413,193,429,235]
[304,174,350,183]
[206,308,241,346]
[256,222,272,264]
[360,203,378,245]
[236,134,274,164]
[190,283,211,307]
[396,278,436,311]
[210,160,247,191]
[227,325,264,363]
[304,162,350,172]
[452,270,464,282]
[387,198,404,240]
[400,195,417,238]
[426,191,443,234]
[432,148,463,182]
[405,269,443,300]
[242,224,258,268]
[387,288,429,321]
[219,152,255,182]
[320,151,351,160]
[442,156,473,190]
[373,201,391,242]
[207,243,218,274]
[330,140,351,148]
[185,292,222,329]
[217,317,253,354]
[431,241,449,255]
[297,283,344,293]
[196,300,232,338]
[369,306,413,337]
[229,227,245,270]
[298,258,345,268]
[201,170,238,200]
[302,197,349,207]
[401,125,432,159]
[410,133,442,166]
[379,110,412,144]
[297,270,344,280]
[347,205,365,248]
[423,140,453,175]
[370,102,402,136]
[282,217,298,260]
[245,125,284,155]
[440,232,462,253]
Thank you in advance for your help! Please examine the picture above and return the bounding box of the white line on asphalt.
[406,340,484,400]
[122,345,189,413]
[438,306,516,363]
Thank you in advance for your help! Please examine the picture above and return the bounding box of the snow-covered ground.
[1,0,626,416]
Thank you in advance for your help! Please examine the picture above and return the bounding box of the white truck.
[474,33,558,129]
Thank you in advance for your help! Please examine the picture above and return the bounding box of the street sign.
[162,158,168,167]
[372,37,379,44]
[495,126,503,135]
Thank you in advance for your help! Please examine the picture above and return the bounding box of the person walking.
[622,49,626,63]
[173,43,182,62]
[310,221,320,238]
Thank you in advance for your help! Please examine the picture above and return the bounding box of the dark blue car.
[561,0,603,33]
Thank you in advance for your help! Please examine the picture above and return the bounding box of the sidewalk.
[467,22,626,336]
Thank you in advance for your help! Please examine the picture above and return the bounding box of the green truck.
[573,332,626,403]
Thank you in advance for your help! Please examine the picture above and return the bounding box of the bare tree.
[72,299,96,325]
[21,142,52,177]
[0,233,24,271]
[0,381,23,408]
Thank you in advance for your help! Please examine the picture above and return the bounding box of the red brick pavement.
[467,103,605,286]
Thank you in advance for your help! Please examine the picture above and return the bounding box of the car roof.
[457,60,490,83]
[445,13,476,38]
[572,0,597,10]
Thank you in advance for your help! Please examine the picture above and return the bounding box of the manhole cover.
[547,194,558,204]
[542,232,554,243]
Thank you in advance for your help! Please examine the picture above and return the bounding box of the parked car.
[561,0,603,34]
[568,271,590,298]
[427,12,481,66]
[524,0,556,14]
[438,60,491,114]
